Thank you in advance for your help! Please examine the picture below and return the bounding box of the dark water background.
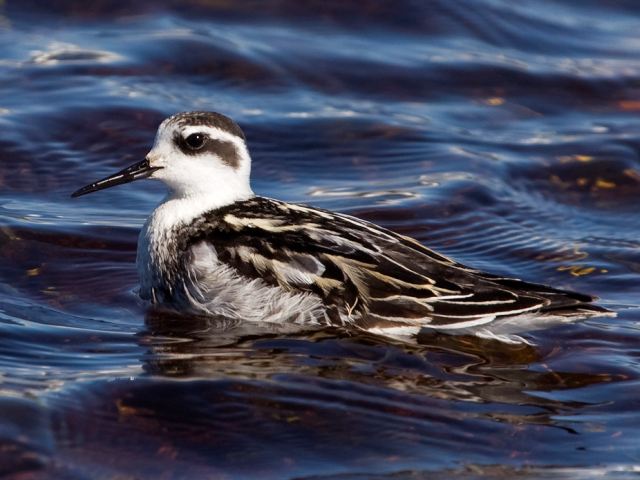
[1,1,639,478]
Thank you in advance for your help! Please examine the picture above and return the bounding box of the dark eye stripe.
[174,133,240,168]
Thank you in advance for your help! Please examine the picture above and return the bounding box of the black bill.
[71,159,162,198]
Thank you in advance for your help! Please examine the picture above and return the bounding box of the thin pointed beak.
[71,158,162,198]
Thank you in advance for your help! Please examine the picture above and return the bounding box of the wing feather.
[181,197,607,330]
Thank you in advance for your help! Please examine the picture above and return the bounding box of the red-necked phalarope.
[72,111,614,344]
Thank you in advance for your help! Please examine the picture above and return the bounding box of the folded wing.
[183,197,608,330]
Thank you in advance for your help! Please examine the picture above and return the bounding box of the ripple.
[30,43,122,66]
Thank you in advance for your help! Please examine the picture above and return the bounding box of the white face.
[71,112,254,206]
[147,116,252,199]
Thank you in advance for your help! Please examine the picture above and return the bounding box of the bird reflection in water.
[140,309,614,433]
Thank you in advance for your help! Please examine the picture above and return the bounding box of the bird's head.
[72,111,253,204]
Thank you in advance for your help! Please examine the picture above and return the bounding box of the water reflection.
[142,311,617,428]
[27,313,623,478]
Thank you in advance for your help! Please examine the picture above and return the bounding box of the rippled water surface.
[1,1,640,478]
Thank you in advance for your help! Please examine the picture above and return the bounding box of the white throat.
[155,184,254,231]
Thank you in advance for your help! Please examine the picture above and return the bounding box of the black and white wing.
[180,197,610,333]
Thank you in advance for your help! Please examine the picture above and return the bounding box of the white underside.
[179,241,329,325]
[139,231,331,325]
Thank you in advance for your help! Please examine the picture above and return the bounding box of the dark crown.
[169,111,245,140]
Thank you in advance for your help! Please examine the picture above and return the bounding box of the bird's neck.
[150,185,255,236]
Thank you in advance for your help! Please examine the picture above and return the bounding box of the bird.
[71,111,614,344]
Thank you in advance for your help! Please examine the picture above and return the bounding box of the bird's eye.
[184,133,206,150]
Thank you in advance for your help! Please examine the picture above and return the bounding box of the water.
[1,1,639,478]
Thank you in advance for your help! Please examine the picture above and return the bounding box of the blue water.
[0,1,639,478]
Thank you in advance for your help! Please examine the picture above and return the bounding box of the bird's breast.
[136,204,184,302]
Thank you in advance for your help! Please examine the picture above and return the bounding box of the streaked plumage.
[72,111,614,344]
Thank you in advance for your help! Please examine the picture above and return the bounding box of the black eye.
[184,133,206,150]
